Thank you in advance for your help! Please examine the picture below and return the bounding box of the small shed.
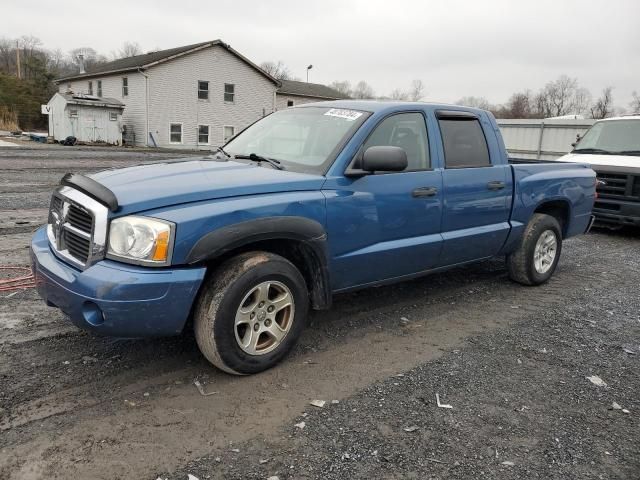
[47,93,125,145]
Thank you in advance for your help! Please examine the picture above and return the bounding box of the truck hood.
[557,153,640,169]
[90,159,325,214]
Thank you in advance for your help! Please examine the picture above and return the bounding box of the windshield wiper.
[572,148,614,154]
[615,150,640,156]
[235,153,284,170]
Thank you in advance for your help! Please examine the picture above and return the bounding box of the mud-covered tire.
[507,213,563,286]
[194,251,308,375]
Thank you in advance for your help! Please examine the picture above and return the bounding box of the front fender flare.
[185,216,331,309]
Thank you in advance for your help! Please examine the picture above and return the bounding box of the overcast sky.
[4,0,639,107]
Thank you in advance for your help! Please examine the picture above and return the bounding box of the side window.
[439,119,490,168]
[362,113,430,170]
[122,77,129,97]
[198,81,209,100]
[224,83,235,103]
[170,123,182,143]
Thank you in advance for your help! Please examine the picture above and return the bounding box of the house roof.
[277,79,350,100]
[57,92,125,108]
[55,40,279,85]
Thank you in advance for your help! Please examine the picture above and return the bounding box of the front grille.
[48,193,96,267]
[633,176,640,198]
[67,204,93,233]
[63,229,90,262]
[596,172,629,199]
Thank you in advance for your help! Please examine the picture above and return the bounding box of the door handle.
[487,181,506,190]
[412,186,438,198]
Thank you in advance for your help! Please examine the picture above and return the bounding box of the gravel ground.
[0,145,639,480]
[164,243,640,479]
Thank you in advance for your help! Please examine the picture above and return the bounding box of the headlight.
[107,216,174,266]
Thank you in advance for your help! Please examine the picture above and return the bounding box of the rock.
[586,375,607,387]
[294,421,306,429]
[611,402,622,410]
[82,356,97,363]
[331,400,340,404]
[267,477,280,480]
[259,459,269,464]
[310,400,326,408]
[230,448,240,453]
[501,461,515,466]
[403,425,419,432]
[622,409,630,414]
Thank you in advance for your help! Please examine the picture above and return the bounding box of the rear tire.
[507,213,562,286]
[194,251,308,375]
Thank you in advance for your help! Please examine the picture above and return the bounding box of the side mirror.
[571,134,582,148]
[361,146,408,172]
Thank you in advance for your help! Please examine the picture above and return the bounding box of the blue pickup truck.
[31,101,596,374]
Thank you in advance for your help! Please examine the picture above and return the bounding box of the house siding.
[147,45,276,149]
[60,73,147,145]
[275,94,328,110]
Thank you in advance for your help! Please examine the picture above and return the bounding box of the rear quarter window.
[439,119,491,168]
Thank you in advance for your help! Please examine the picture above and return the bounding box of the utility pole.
[306,65,313,83]
[15,40,21,79]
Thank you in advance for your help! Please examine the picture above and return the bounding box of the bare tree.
[68,47,106,72]
[630,91,640,113]
[260,60,293,80]
[456,96,492,110]
[118,41,142,58]
[409,79,425,101]
[590,87,614,119]
[352,80,375,99]
[505,91,533,118]
[328,80,352,97]
[390,88,409,100]
[535,75,592,117]
[0,37,14,74]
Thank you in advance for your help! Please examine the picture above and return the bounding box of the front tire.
[194,251,308,375]
[507,213,562,286]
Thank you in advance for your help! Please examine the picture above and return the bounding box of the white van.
[557,115,640,228]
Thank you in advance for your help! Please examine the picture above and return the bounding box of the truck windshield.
[224,107,369,174]
[574,120,640,155]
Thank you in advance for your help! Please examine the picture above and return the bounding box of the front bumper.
[31,226,206,337]
[593,199,640,227]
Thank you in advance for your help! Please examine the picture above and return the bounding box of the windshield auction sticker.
[324,109,363,121]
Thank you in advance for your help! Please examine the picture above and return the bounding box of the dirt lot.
[0,145,638,480]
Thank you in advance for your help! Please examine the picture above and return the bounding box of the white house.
[55,40,348,149]
[47,93,124,145]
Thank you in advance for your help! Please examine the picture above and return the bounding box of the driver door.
[323,112,444,291]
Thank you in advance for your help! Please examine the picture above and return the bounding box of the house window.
[69,109,78,118]
[198,125,209,144]
[287,100,294,107]
[170,123,182,143]
[223,125,235,142]
[109,112,118,121]
[88,81,93,95]
[97,80,102,97]
[122,77,128,97]
[224,83,235,103]
[198,81,209,100]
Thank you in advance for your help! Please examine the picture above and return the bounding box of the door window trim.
[345,110,433,175]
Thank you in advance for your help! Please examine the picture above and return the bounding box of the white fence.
[497,119,596,160]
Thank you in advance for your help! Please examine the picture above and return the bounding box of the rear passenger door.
[436,110,511,266]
